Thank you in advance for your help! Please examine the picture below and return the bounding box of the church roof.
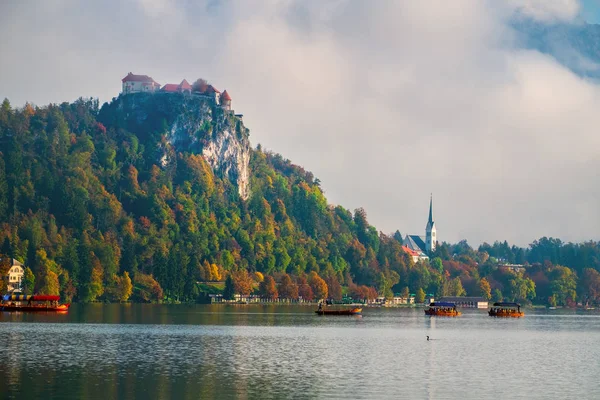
[404,235,427,253]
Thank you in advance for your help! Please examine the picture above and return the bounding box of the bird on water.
[427,336,430,341]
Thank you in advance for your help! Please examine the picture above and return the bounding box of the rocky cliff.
[102,92,251,199]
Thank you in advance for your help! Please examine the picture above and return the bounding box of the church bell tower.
[425,195,436,254]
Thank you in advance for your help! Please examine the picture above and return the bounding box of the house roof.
[402,246,420,257]
[206,85,220,94]
[221,90,232,101]
[179,79,192,90]
[404,235,427,253]
[122,72,158,84]
[161,84,180,92]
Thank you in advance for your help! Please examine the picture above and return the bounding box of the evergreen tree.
[223,275,235,300]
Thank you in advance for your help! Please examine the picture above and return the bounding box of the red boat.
[1,294,70,312]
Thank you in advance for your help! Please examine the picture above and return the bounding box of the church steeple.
[427,194,433,226]
[425,194,436,254]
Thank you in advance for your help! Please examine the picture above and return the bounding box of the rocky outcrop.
[111,92,251,200]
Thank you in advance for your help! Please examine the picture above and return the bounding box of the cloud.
[0,0,598,246]
[503,0,581,22]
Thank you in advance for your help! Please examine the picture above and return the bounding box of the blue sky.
[582,0,600,22]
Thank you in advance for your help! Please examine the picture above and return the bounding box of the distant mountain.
[512,19,600,79]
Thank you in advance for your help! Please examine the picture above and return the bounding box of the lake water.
[1,304,599,399]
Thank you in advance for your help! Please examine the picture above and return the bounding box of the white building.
[3,258,24,292]
[121,72,160,94]
[404,195,437,256]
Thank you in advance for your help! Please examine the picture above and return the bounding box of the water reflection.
[0,305,599,399]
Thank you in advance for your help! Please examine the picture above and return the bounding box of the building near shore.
[2,258,24,292]
[439,296,488,308]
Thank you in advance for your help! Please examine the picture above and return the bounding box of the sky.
[1,0,599,247]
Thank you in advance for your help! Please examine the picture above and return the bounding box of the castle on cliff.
[403,195,437,259]
[121,72,233,111]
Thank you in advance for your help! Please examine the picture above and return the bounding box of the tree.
[308,271,328,300]
[401,286,410,299]
[258,275,278,299]
[1,237,12,258]
[431,257,443,274]
[549,266,577,306]
[415,288,426,303]
[278,274,298,299]
[443,277,466,297]
[223,275,235,300]
[232,269,253,296]
[0,257,11,293]
[479,278,492,300]
[297,275,313,301]
[22,267,35,294]
[325,274,342,301]
[133,273,163,302]
[581,268,600,305]
[116,271,133,302]
[492,289,503,302]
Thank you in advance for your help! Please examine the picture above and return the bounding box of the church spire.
[428,193,433,225]
[425,193,436,254]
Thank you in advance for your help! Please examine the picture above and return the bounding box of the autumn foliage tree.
[308,271,328,300]
[258,275,278,299]
[278,273,298,300]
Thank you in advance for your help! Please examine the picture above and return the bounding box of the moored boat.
[315,307,362,315]
[1,294,70,312]
[488,302,524,317]
[424,302,461,316]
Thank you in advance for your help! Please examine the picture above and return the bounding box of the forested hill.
[0,94,411,302]
[1,94,600,306]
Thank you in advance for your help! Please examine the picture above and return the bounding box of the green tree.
[431,257,443,274]
[22,267,35,294]
[492,289,503,302]
[415,288,426,303]
[223,275,235,300]
[550,266,577,306]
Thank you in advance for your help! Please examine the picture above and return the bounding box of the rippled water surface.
[1,304,600,399]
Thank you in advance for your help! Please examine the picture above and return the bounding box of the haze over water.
[1,305,599,399]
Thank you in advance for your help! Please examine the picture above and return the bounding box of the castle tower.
[220,90,232,111]
[425,194,436,254]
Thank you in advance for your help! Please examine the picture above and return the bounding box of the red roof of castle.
[206,85,220,94]
[221,90,232,101]
[122,72,157,84]
[161,84,180,92]
[179,79,192,90]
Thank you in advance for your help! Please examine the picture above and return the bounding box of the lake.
[1,304,599,399]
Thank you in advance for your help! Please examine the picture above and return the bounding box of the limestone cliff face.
[112,93,251,199]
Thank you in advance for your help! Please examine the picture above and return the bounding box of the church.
[404,196,437,259]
